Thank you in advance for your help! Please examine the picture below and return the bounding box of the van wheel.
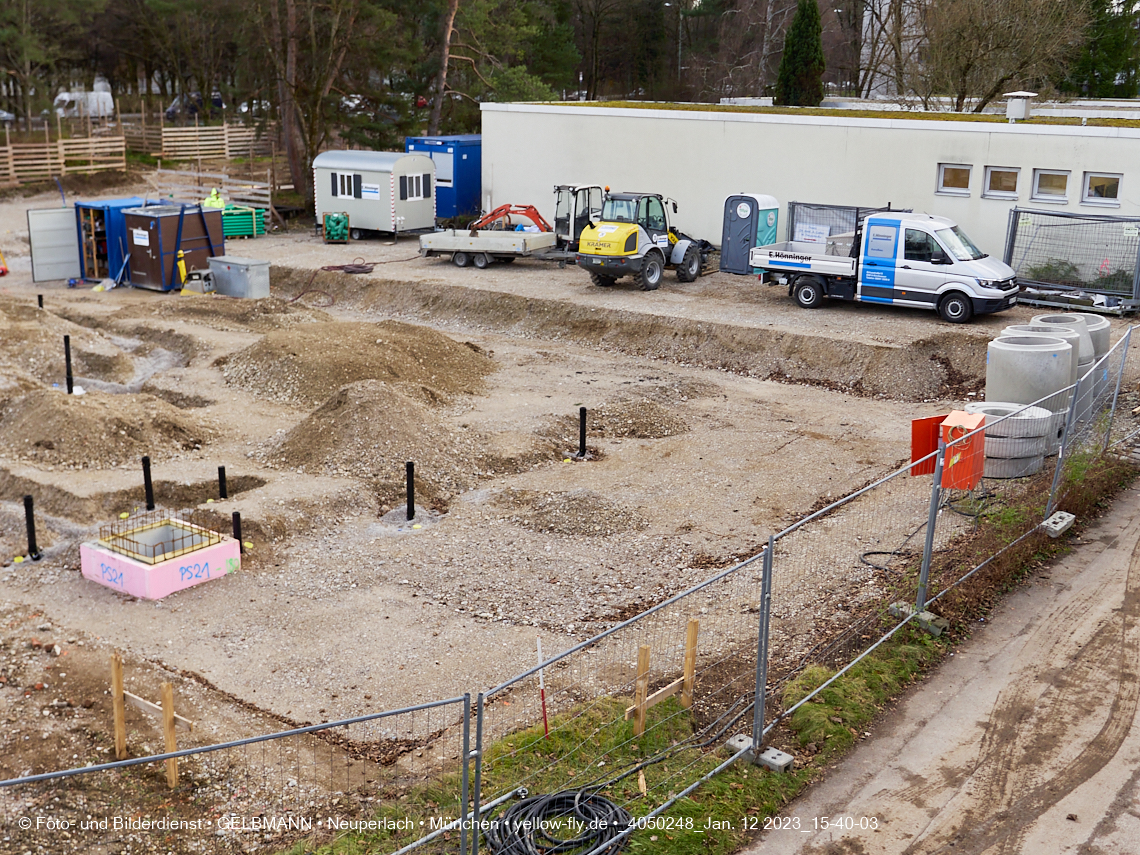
[453,251,470,267]
[639,250,664,290]
[676,244,701,282]
[938,292,974,323]
[793,278,823,308]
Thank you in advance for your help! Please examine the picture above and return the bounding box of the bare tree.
[859,0,1091,110]
[918,0,1091,111]
[428,0,460,134]
[258,0,370,208]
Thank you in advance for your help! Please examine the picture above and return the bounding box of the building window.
[1032,169,1070,202]
[983,167,1019,200]
[937,163,971,196]
[1083,172,1121,206]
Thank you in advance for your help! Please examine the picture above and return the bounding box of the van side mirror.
[932,249,951,264]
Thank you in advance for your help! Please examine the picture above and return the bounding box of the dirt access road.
[749,482,1140,855]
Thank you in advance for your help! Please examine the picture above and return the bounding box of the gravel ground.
[2,178,1140,851]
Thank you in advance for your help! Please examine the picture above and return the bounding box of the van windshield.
[934,225,987,261]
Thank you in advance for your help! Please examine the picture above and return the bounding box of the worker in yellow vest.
[202,188,224,208]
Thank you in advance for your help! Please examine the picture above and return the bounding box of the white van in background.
[52,91,115,118]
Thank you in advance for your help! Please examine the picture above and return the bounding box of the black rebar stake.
[578,406,587,457]
[63,334,73,395]
[142,456,155,510]
[406,461,415,521]
[232,512,243,553]
[218,466,228,499]
[37,294,43,309]
[23,495,42,561]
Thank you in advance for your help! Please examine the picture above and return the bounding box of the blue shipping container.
[404,135,481,218]
[75,197,146,281]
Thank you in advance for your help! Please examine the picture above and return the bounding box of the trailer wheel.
[350,228,364,241]
[453,251,470,268]
[793,277,823,309]
[473,252,491,269]
[590,272,616,287]
[639,250,664,290]
[676,244,701,283]
[938,292,974,323]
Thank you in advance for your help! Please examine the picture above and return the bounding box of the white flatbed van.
[748,213,1019,323]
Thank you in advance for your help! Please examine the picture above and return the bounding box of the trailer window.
[934,225,986,261]
[399,173,432,201]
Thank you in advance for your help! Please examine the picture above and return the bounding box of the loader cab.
[554,184,604,250]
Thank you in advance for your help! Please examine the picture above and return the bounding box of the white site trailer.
[312,150,436,237]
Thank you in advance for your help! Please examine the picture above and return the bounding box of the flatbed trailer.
[419,229,577,268]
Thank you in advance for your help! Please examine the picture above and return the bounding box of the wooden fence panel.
[123,122,277,161]
[0,137,125,184]
[123,125,164,156]
[146,168,274,209]
[161,127,227,160]
[224,126,276,159]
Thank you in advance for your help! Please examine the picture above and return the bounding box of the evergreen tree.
[1060,0,1139,98]
[774,0,824,106]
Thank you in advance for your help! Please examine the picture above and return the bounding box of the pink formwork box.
[80,513,240,600]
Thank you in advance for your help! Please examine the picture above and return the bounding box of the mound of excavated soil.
[546,398,689,441]
[0,388,213,469]
[223,320,495,407]
[111,294,332,333]
[258,380,558,504]
[0,296,136,387]
[493,488,649,536]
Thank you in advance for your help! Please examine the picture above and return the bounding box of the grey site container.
[207,255,271,299]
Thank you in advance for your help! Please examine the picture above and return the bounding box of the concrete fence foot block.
[1042,511,1076,538]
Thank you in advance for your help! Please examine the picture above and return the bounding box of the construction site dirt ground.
[2,182,1140,852]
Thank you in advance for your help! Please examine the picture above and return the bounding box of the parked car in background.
[0,109,14,125]
[165,92,225,120]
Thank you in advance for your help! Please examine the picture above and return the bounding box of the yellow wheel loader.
[575,191,712,290]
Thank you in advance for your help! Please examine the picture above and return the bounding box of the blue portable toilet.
[719,194,779,275]
[74,197,146,281]
[404,134,481,219]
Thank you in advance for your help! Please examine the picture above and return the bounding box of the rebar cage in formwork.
[1004,208,1140,304]
[785,201,912,245]
[97,508,225,565]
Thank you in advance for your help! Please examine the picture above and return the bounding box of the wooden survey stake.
[110,653,194,787]
[632,644,651,737]
[625,619,701,730]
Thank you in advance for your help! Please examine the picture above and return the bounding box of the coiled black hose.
[484,791,632,855]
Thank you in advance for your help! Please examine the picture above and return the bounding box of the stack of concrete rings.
[1030,314,1098,423]
[1001,323,1079,455]
[965,402,1053,478]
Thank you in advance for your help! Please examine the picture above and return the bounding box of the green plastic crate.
[323,212,350,243]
